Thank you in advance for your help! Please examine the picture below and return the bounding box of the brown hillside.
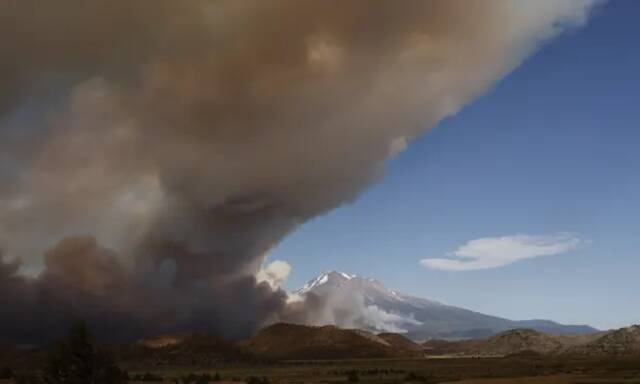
[241,323,414,360]
[566,325,640,356]
[422,338,486,356]
[422,329,570,357]
[377,332,424,354]
[481,329,566,356]
[122,333,259,366]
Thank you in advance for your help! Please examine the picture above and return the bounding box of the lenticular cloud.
[421,234,583,271]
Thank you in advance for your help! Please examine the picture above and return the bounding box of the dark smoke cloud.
[0,0,597,342]
[0,236,285,343]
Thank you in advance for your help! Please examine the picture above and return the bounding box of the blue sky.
[271,0,640,330]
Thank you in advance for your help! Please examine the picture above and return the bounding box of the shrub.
[176,372,220,384]
[14,373,43,384]
[140,372,162,381]
[247,376,270,384]
[0,366,14,379]
[404,371,437,383]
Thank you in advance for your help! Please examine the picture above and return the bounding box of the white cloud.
[256,260,292,290]
[421,233,583,271]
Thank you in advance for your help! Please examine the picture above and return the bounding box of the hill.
[479,329,566,356]
[240,323,421,360]
[377,332,424,354]
[566,324,640,356]
[120,333,259,366]
[422,328,605,357]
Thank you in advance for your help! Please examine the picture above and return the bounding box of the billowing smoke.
[287,289,423,334]
[0,1,598,343]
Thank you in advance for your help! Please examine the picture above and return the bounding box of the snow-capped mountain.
[293,271,597,341]
[295,271,355,295]
[294,270,443,308]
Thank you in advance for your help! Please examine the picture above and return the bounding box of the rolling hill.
[565,324,640,356]
[240,323,422,360]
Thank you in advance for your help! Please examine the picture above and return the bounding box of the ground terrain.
[3,354,639,383]
[121,355,640,383]
[1,324,638,383]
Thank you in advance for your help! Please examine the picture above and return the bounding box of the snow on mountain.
[294,270,443,307]
[295,271,356,295]
[293,271,598,341]
[290,271,425,333]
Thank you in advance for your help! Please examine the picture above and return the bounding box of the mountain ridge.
[292,270,598,341]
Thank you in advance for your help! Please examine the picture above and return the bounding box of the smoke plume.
[0,0,597,342]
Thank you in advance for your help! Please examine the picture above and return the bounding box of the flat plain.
[115,355,640,383]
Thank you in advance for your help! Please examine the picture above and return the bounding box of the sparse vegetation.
[404,371,438,383]
[347,369,359,382]
[0,365,14,379]
[1,323,639,384]
[175,372,221,384]
[14,373,42,384]
[131,372,163,382]
[3,353,640,384]
[246,376,270,384]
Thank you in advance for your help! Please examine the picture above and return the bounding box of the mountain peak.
[295,270,358,295]
[291,270,597,341]
[325,270,357,280]
[294,270,437,305]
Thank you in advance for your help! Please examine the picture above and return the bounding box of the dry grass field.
[114,355,640,383]
[444,374,640,384]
